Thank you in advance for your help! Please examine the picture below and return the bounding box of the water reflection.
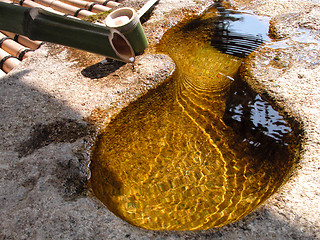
[90,6,299,231]
[224,81,292,145]
[211,5,269,57]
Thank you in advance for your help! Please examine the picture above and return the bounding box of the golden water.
[90,8,299,230]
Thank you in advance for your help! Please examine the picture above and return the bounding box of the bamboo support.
[11,0,64,15]
[32,0,94,17]
[59,0,111,13]
[14,0,46,8]
[0,32,34,59]
[0,48,21,73]
[0,3,135,62]
[83,0,119,8]
[1,31,43,50]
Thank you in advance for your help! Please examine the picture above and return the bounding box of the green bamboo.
[121,20,148,54]
[105,7,148,54]
[0,2,27,35]
[0,2,135,62]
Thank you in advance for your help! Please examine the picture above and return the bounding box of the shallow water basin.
[89,5,300,231]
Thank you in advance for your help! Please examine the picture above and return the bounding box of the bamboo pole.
[0,48,21,73]
[0,0,12,3]
[32,0,94,17]
[11,0,64,15]
[1,30,43,50]
[82,0,120,8]
[14,0,47,8]
[59,0,111,13]
[0,32,34,60]
[0,3,135,62]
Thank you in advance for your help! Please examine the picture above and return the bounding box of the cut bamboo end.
[105,7,148,54]
[109,29,135,62]
[0,48,21,73]
[1,31,43,50]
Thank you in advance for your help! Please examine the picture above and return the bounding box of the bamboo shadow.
[81,59,125,79]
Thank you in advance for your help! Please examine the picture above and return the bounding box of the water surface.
[90,6,299,230]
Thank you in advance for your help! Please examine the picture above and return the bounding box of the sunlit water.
[90,6,300,230]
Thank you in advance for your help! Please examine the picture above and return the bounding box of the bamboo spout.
[0,2,135,62]
[105,7,148,54]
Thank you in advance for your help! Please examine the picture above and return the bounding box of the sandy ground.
[0,0,319,239]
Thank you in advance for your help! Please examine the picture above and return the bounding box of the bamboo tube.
[83,0,119,8]
[59,0,111,13]
[14,0,44,8]
[0,69,6,77]
[105,7,148,54]
[1,31,43,50]
[0,32,34,60]
[33,0,94,17]
[11,0,64,15]
[0,3,135,62]
[88,3,111,13]
[0,48,21,73]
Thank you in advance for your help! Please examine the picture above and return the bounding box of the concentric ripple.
[90,6,300,230]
